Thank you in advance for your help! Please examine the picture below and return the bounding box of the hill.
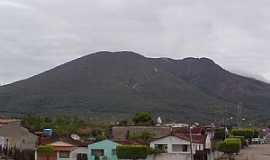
[0,51,270,123]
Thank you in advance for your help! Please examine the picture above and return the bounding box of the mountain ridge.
[0,51,269,123]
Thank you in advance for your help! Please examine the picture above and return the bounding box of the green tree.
[132,112,153,126]
[37,145,54,160]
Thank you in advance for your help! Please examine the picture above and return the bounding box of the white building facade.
[150,136,204,154]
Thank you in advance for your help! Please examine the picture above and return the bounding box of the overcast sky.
[1,0,270,84]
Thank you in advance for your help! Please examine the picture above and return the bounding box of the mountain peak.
[182,57,215,65]
[87,51,145,59]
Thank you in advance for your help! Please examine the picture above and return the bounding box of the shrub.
[231,128,257,140]
[116,145,148,159]
[229,136,246,147]
[37,145,54,156]
[217,138,241,154]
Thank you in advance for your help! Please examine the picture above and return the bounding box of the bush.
[231,128,255,139]
[217,138,241,154]
[229,136,246,147]
[37,145,54,156]
[116,145,148,159]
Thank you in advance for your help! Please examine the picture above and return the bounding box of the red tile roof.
[173,133,206,144]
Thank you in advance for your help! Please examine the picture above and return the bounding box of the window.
[91,149,104,157]
[154,144,168,152]
[59,151,70,158]
[112,149,116,155]
[77,153,88,160]
[172,144,182,152]
[182,145,188,152]
[172,144,188,152]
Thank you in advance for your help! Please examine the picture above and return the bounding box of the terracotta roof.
[173,133,206,144]
[49,141,75,147]
[38,137,89,147]
[172,127,206,135]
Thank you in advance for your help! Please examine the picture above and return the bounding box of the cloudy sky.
[1,0,270,84]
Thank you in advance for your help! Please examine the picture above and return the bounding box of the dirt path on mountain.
[235,144,270,160]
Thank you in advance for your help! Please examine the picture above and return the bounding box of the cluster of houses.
[33,125,223,160]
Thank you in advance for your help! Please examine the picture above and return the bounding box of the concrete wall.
[207,151,223,160]
[148,153,191,160]
[70,147,88,160]
[150,136,203,154]
[120,153,191,160]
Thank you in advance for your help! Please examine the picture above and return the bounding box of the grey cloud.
[1,0,270,84]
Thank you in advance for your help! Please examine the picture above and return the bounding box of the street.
[236,144,270,160]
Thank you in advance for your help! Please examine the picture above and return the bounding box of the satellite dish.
[71,134,80,141]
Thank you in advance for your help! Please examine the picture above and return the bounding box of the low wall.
[207,151,223,160]
[146,153,191,160]
[120,151,222,160]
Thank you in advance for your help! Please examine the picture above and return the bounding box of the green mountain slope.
[0,51,269,122]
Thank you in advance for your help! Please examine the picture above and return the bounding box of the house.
[36,141,88,160]
[0,121,38,150]
[150,135,205,154]
[88,140,119,160]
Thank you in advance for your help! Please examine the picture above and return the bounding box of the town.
[0,112,267,160]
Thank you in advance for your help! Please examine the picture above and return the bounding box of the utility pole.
[223,105,227,139]
[189,122,193,160]
[236,103,243,128]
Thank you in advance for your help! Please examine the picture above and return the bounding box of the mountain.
[0,51,270,123]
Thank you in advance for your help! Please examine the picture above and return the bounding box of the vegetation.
[231,128,256,140]
[116,145,149,160]
[217,138,241,160]
[132,112,154,126]
[22,115,110,138]
[229,136,246,147]
[214,128,226,140]
[22,115,85,136]
[128,131,155,144]
[37,145,54,160]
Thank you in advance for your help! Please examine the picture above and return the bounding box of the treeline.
[22,115,86,137]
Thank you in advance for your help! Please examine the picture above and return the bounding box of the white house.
[150,135,204,154]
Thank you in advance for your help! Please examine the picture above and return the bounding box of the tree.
[37,145,54,160]
[132,112,153,126]
[128,131,155,144]
[217,138,241,160]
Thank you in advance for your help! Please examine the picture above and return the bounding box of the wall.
[88,140,118,160]
[150,136,203,154]
[70,147,88,160]
[147,153,191,160]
